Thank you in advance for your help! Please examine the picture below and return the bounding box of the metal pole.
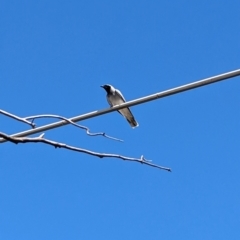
[1,69,240,143]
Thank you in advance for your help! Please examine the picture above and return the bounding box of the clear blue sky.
[1,1,240,239]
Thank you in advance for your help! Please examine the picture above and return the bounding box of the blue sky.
[1,0,240,239]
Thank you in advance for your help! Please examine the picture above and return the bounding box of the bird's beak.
[100,85,104,88]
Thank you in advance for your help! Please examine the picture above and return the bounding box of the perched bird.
[101,84,139,128]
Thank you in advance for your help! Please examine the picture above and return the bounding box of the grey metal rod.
[1,69,240,143]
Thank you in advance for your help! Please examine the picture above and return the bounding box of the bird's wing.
[115,89,134,119]
[115,89,126,102]
[113,89,139,128]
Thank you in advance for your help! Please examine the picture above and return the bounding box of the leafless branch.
[0,109,35,128]
[0,132,171,171]
[25,114,123,142]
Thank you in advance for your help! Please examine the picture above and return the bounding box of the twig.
[25,114,123,142]
[0,109,35,128]
[0,132,171,171]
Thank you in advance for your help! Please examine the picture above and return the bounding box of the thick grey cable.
[1,69,239,143]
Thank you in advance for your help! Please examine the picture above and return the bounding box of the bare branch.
[0,109,35,128]
[25,114,123,142]
[0,132,171,171]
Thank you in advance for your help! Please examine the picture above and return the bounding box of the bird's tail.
[127,117,139,128]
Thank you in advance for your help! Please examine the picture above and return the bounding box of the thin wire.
[1,69,240,143]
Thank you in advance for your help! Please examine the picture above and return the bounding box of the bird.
[101,84,139,128]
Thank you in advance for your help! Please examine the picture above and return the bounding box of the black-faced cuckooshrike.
[101,84,139,128]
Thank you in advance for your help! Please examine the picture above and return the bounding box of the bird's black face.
[101,85,111,93]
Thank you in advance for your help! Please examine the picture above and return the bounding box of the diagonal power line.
[1,69,240,143]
